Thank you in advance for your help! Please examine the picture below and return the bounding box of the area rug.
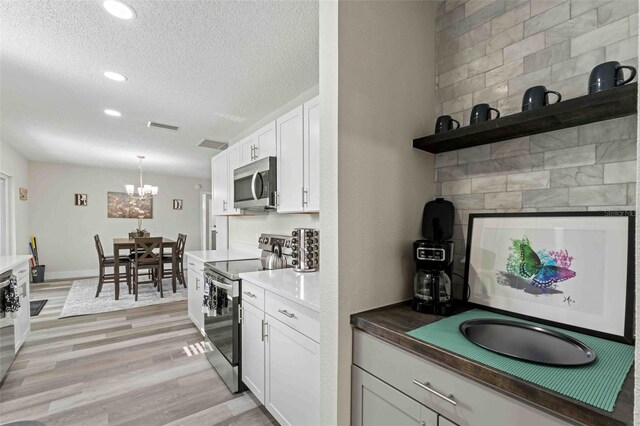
[30,300,47,316]
[60,278,187,318]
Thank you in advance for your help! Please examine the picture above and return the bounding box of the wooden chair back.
[176,233,187,258]
[94,234,105,261]
[134,237,163,267]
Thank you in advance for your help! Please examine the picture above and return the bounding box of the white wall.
[320,2,437,424]
[0,140,30,255]
[229,213,319,245]
[28,161,210,279]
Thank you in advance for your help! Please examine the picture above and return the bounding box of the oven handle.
[207,277,233,292]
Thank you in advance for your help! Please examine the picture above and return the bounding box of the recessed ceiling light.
[104,109,122,117]
[103,0,136,20]
[104,71,127,82]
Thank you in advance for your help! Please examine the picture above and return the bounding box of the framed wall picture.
[75,193,88,206]
[107,192,153,218]
[173,199,183,210]
[465,211,634,343]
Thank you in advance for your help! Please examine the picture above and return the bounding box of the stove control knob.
[292,230,298,237]
[306,260,313,267]
[314,231,319,237]
[291,244,297,251]
[292,259,298,266]
[291,238,297,244]
[292,252,298,258]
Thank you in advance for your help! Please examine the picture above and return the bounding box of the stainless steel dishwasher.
[0,270,16,385]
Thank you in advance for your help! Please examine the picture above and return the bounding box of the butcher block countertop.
[351,302,633,426]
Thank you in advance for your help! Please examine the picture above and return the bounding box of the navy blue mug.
[522,86,562,111]
[588,61,636,94]
[470,103,500,125]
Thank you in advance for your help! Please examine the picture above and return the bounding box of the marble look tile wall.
[433,1,638,283]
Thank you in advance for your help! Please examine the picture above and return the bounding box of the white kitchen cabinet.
[13,261,30,351]
[303,96,320,212]
[241,300,265,404]
[186,257,204,335]
[211,146,242,216]
[353,331,571,426]
[276,98,320,214]
[276,105,304,213]
[211,151,228,215]
[352,365,438,426]
[265,312,320,426]
[240,134,258,166]
[240,122,277,166]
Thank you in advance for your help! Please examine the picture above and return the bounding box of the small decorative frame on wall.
[18,187,27,201]
[173,199,183,210]
[74,193,88,206]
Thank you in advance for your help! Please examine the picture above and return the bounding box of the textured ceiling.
[0,0,318,178]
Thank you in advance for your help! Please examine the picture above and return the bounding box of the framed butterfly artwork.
[465,211,635,344]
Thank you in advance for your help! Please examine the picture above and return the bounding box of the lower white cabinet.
[352,365,438,426]
[265,313,319,426]
[353,330,570,426]
[240,279,319,426]
[14,261,30,351]
[241,301,265,404]
[186,258,204,335]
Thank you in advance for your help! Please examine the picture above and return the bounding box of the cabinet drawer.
[241,279,265,310]
[353,331,570,426]
[265,291,319,342]
[14,262,29,281]
[186,258,204,275]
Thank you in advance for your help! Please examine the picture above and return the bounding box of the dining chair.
[132,237,164,300]
[161,233,187,287]
[94,234,131,298]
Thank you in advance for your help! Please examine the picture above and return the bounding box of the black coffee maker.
[412,198,454,315]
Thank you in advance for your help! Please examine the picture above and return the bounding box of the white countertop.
[184,249,259,263]
[240,268,320,312]
[0,255,33,274]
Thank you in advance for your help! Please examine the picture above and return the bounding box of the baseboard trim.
[45,269,98,281]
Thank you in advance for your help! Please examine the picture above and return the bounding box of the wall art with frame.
[465,211,634,343]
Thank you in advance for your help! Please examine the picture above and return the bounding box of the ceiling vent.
[147,121,179,131]
[197,139,228,150]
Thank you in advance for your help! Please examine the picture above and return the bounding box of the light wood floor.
[0,280,277,426]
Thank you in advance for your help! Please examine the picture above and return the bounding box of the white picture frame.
[465,212,634,343]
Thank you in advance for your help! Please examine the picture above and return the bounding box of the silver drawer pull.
[278,309,295,318]
[189,262,195,266]
[243,291,257,298]
[412,379,456,406]
[19,269,27,274]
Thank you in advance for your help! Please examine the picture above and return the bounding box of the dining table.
[112,237,177,300]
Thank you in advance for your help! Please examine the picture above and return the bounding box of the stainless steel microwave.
[233,156,277,210]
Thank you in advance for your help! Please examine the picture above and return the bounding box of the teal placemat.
[406,309,634,412]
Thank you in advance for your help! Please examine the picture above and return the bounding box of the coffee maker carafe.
[412,198,454,315]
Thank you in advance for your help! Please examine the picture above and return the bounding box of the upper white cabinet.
[303,96,320,212]
[211,146,242,216]
[240,122,277,166]
[276,105,305,213]
[276,97,320,214]
[212,151,228,215]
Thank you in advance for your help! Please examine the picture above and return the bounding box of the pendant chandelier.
[125,155,158,199]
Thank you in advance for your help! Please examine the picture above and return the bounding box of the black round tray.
[459,319,596,366]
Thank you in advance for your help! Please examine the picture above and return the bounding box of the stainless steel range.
[202,233,292,393]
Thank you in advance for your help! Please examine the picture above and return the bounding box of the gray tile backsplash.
[434,0,637,281]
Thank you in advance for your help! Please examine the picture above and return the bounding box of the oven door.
[204,277,240,366]
[233,157,276,209]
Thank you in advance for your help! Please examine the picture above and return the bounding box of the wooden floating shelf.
[413,82,638,154]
